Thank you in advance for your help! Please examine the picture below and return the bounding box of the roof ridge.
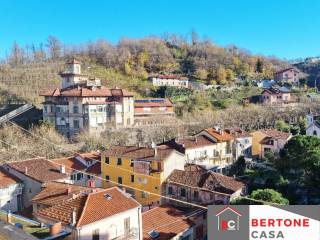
[5,157,45,164]
[75,193,90,227]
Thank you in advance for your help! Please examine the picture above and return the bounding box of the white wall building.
[41,59,134,137]
[0,169,23,212]
[3,158,72,208]
[35,187,142,240]
[149,75,189,88]
[306,112,320,138]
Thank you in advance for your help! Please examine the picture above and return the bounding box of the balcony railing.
[113,228,138,240]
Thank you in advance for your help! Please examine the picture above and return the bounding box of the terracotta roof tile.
[167,166,244,194]
[134,98,173,108]
[103,145,176,161]
[224,128,251,138]
[51,157,86,173]
[260,129,292,141]
[142,206,194,240]
[0,168,21,189]
[32,182,98,206]
[86,162,101,175]
[36,187,140,227]
[40,86,134,97]
[203,128,234,142]
[5,158,68,183]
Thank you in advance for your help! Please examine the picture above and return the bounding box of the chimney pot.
[24,167,28,175]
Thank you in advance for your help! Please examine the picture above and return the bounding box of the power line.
[0,138,208,210]
[7,121,282,205]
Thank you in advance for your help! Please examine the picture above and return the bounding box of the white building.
[160,128,235,173]
[224,128,252,160]
[3,158,72,208]
[41,59,135,137]
[0,168,23,212]
[306,112,320,138]
[52,152,102,188]
[35,187,142,240]
[149,74,189,88]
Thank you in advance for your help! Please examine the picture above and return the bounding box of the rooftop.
[36,187,140,227]
[32,182,99,207]
[224,127,251,138]
[160,135,215,153]
[0,167,21,189]
[201,128,234,142]
[103,145,177,162]
[40,86,134,98]
[260,129,292,141]
[86,162,101,175]
[134,98,173,108]
[142,205,194,240]
[167,165,245,194]
[5,158,68,183]
[51,157,87,173]
[151,74,188,81]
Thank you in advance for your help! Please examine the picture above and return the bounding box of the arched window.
[313,130,317,136]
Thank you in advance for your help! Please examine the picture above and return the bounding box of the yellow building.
[250,131,268,158]
[101,145,185,206]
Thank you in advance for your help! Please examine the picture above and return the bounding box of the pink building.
[274,68,300,84]
[261,87,291,105]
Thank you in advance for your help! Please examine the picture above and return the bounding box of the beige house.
[41,59,134,137]
[274,67,301,84]
[194,127,235,172]
[251,129,292,159]
[163,165,246,207]
[261,87,291,105]
[34,187,142,240]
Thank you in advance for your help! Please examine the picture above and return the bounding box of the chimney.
[50,222,62,236]
[152,141,157,156]
[60,165,66,174]
[24,167,28,175]
[154,147,158,157]
[71,208,77,226]
[66,187,71,195]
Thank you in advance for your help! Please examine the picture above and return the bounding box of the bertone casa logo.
[216,206,241,231]
[208,205,320,240]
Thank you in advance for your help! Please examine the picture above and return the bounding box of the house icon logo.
[216,206,242,231]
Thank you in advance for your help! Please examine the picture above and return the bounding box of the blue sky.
[1,0,320,59]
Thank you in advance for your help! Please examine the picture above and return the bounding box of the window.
[130,160,134,167]
[180,188,186,198]
[105,157,109,164]
[105,175,110,181]
[44,106,47,113]
[117,158,122,165]
[97,106,103,112]
[73,106,79,114]
[131,175,134,183]
[118,177,122,184]
[77,173,82,180]
[168,186,173,195]
[73,120,80,129]
[92,229,99,240]
[141,191,148,198]
[194,191,199,200]
[124,217,130,236]
[313,130,317,136]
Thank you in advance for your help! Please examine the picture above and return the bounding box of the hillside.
[294,60,320,87]
[0,35,290,106]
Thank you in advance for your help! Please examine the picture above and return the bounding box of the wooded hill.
[0,34,290,105]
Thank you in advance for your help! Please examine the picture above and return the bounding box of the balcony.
[113,228,139,240]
